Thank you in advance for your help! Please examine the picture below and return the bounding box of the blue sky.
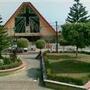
[0,0,90,25]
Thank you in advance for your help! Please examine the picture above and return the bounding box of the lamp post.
[55,21,58,53]
[36,40,46,86]
[39,50,45,86]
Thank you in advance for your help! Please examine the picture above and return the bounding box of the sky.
[0,0,90,26]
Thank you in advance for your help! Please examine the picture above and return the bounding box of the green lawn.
[44,53,90,85]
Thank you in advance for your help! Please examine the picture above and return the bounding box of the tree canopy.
[66,0,90,23]
[0,15,2,24]
[0,15,10,58]
[61,23,90,56]
[17,38,29,48]
[36,39,46,50]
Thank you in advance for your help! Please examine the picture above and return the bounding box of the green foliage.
[44,53,90,85]
[0,15,2,24]
[0,56,22,70]
[61,23,90,56]
[0,59,4,65]
[79,51,90,55]
[17,38,29,48]
[66,0,90,23]
[62,23,90,47]
[0,16,10,58]
[64,0,90,56]
[59,36,69,46]
[3,57,12,65]
[36,39,46,49]
[44,56,51,68]
[0,60,22,70]
[10,49,17,62]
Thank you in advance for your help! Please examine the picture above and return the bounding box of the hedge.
[0,60,22,70]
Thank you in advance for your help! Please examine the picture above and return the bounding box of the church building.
[4,2,56,41]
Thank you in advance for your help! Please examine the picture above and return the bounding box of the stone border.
[44,79,85,90]
[0,61,26,73]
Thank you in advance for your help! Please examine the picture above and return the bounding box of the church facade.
[4,2,56,41]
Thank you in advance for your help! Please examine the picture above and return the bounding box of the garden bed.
[0,57,23,70]
[0,61,24,73]
[44,53,90,85]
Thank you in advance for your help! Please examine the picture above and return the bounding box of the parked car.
[23,48,28,52]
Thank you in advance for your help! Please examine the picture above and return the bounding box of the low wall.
[44,79,86,90]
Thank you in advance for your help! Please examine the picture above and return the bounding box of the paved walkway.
[84,81,90,90]
[0,53,52,90]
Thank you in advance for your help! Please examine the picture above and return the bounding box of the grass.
[44,53,90,85]
[50,60,90,73]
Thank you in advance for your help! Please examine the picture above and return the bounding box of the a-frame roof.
[4,2,56,33]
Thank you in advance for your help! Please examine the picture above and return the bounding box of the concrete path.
[0,53,52,90]
[84,81,90,90]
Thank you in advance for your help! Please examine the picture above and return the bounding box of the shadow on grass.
[50,60,90,73]
[27,68,40,80]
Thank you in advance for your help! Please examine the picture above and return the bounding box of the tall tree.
[0,15,10,58]
[0,15,2,24]
[66,0,90,23]
[61,23,90,56]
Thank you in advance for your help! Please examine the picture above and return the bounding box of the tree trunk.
[76,46,78,57]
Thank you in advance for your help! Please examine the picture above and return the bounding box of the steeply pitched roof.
[4,2,56,33]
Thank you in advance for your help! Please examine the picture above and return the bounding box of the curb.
[0,61,26,73]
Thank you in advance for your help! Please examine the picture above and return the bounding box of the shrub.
[0,59,4,65]
[43,50,50,56]
[0,59,22,70]
[44,57,51,68]
[3,57,12,65]
[36,39,46,49]
[10,52,17,62]
[0,56,22,70]
[79,51,90,55]
[17,38,29,48]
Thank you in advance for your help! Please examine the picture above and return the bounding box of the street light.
[55,21,58,53]
[39,51,45,86]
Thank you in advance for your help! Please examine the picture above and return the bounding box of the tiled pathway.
[0,53,52,90]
